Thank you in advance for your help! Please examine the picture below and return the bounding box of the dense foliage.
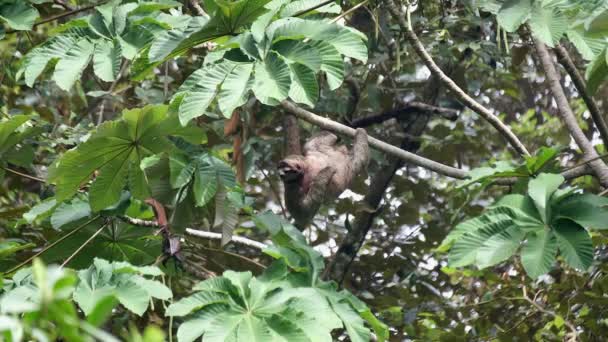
[3,0,608,341]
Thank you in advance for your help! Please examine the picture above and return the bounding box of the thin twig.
[560,153,608,173]
[61,222,108,267]
[2,166,46,183]
[386,0,530,156]
[198,245,266,269]
[522,288,579,341]
[554,44,608,148]
[6,216,101,275]
[257,163,287,218]
[330,0,368,24]
[294,0,335,17]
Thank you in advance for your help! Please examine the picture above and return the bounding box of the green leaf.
[253,52,291,105]
[51,197,92,229]
[553,220,593,271]
[441,212,512,248]
[177,61,240,125]
[0,1,39,31]
[165,292,229,316]
[585,48,608,95]
[193,163,218,207]
[330,301,371,342]
[115,280,150,316]
[51,105,172,205]
[169,154,195,189]
[521,229,558,279]
[0,115,30,150]
[273,40,322,71]
[132,277,172,300]
[448,219,515,267]
[476,226,524,268]
[86,295,119,327]
[311,40,343,90]
[585,8,608,34]
[527,173,564,223]
[217,63,254,117]
[23,198,57,223]
[148,16,208,62]
[53,38,95,90]
[566,26,605,61]
[89,152,130,211]
[93,39,122,82]
[169,0,272,58]
[528,5,568,47]
[553,197,608,230]
[287,63,318,107]
[496,0,532,32]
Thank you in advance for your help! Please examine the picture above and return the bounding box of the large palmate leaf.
[521,229,558,279]
[445,173,604,278]
[167,272,342,342]
[19,1,179,88]
[49,105,201,211]
[172,15,367,121]
[73,259,171,317]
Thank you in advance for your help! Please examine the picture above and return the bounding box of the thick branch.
[351,101,458,127]
[386,0,530,156]
[533,38,608,186]
[554,44,608,148]
[281,100,468,179]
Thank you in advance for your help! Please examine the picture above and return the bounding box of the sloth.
[278,128,369,229]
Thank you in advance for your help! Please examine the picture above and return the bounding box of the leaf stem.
[5,215,101,275]
[60,221,109,267]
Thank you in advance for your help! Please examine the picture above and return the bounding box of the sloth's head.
[278,156,306,183]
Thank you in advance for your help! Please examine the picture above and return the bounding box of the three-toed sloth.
[278,128,369,229]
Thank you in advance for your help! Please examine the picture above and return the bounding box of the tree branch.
[350,101,459,127]
[185,228,267,250]
[533,38,608,186]
[281,100,468,179]
[553,44,608,148]
[118,215,267,250]
[386,0,530,156]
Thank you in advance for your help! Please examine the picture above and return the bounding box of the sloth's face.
[278,158,304,183]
